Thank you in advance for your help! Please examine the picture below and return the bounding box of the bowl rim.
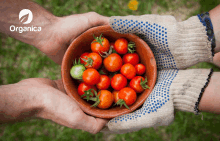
[61,25,157,119]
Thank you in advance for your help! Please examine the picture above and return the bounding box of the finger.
[76,113,108,134]
[83,12,109,27]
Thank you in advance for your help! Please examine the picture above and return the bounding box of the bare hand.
[0,78,108,134]
[35,12,109,64]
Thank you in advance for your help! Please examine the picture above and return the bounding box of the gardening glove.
[101,69,213,134]
[109,12,215,70]
[101,12,215,134]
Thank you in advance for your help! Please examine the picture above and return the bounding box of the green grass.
[0,0,220,140]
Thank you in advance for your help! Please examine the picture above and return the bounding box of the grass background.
[0,0,220,140]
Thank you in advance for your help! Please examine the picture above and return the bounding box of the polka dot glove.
[110,14,214,69]
[101,14,214,134]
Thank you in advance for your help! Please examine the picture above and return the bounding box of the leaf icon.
[19,13,29,24]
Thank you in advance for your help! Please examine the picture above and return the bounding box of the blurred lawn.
[0,0,220,140]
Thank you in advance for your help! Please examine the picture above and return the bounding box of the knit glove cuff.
[170,69,213,114]
[110,15,214,69]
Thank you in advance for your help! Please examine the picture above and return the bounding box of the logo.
[9,9,41,33]
[19,9,33,24]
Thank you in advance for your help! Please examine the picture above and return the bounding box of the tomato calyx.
[82,89,101,107]
[92,34,104,46]
[127,42,136,53]
[73,58,83,66]
[81,89,95,101]
[90,90,101,107]
[81,57,93,67]
[140,78,150,89]
[114,99,130,109]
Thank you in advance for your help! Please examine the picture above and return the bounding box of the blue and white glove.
[102,13,215,134]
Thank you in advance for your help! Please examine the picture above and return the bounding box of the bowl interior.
[61,25,157,119]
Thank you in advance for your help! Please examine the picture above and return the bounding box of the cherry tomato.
[111,74,127,91]
[91,35,110,54]
[104,53,123,72]
[83,52,102,70]
[97,90,114,109]
[135,64,146,75]
[96,75,110,90]
[83,68,100,85]
[114,38,128,54]
[112,90,120,103]
[80,52,89,64]
[120,63,136,79]
[119,87,137,106]
[123,53,139,66]
[70,60,85,80]
[130,76,150,93]
[78,82,97,98]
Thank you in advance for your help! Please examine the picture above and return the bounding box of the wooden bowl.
[61,25,157,119]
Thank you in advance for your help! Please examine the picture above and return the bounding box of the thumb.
[83,12,109,27]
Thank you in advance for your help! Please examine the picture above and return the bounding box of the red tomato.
[119,87,137,106]
[91,35,110,54]
[83,52,102,70]
[114,38,128,54]
[120,63,136,79]
[135,64,146,75]
[96,75,110,90]
[111,74,127,91]
[129,76,150,93]
[97,90,114,109]
[112,90,120,103]
[80,52,89,64]
[78,82,97,98]
[104,53,123,72]
[83,68,100,85]
[123,53,139,66]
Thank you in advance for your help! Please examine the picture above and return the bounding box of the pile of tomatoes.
[70,34,149,109]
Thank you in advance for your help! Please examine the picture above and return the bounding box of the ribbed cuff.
[197,12,216,56]
[170,69,213,114]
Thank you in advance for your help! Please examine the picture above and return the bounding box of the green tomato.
[70,64,86,80]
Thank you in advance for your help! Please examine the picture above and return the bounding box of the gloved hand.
[102,13,215,134]
[109,13,215,69]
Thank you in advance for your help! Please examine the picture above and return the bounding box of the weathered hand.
[36,12,109,64]
[0,78,107,134]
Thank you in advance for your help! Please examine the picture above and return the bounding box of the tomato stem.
[92,34,104,46]
[73,58,83,65]
[114,99,130,109]
[81,89,101,108]
[140,78,150,89]
[91,91,101,107]
[81,57,93,67]
[81,89,96,101]
[127,42,136,53]
[98,45,115,58]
